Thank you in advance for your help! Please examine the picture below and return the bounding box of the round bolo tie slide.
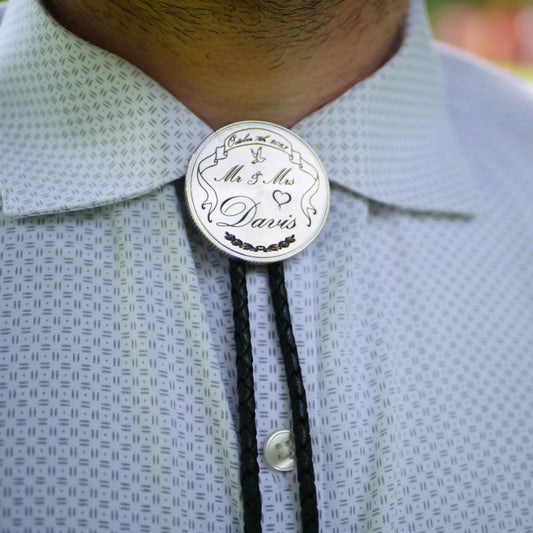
[185,121,330,533]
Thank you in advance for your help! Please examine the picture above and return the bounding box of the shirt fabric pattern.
[0,0,532,532]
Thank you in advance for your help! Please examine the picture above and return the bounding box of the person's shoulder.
[436,42,533,138]
[436,42,533,204]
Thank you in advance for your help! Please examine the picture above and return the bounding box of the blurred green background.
[428,0,533,80]
[0,0,532,81]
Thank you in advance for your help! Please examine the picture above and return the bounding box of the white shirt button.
[263,429,296,472]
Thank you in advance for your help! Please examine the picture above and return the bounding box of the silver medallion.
[185,121,330,263]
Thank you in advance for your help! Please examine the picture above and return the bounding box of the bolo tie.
[183,121,330,533]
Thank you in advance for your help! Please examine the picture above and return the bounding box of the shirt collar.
[0,0,481,217]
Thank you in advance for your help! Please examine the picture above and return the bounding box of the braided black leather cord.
[229,259,262,533]
[268,261,319,533]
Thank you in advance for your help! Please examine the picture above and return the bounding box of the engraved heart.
[273,190,292,208]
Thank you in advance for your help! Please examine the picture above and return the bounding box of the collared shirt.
[1,0,532,531]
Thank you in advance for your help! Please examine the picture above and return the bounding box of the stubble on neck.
[45,0,409,128]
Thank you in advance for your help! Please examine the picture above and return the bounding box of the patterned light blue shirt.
[1,0,532,531]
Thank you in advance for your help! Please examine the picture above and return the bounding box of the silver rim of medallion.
[185,121,330,263]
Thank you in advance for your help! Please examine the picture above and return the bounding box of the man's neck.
[45,0,410,129]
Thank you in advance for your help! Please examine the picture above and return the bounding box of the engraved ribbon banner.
[195,127,320,229]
